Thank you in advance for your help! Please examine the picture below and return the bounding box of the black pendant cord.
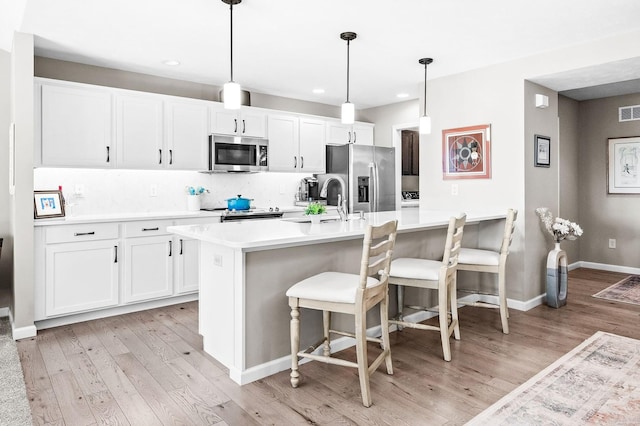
[229,2,234,82]
[423,61,427,115]
[346,39,350,103]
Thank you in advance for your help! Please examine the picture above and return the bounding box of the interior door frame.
[392,122,419,210]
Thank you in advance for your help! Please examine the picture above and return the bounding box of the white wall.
[360,99,419,147]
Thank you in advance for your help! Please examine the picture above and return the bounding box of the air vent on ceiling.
[619,105,640,122]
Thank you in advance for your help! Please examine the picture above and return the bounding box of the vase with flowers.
[535,207,584,308]
[186,186,209,211]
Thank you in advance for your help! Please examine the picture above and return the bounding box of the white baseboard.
[576,261,640,275]
[0,307,8,318]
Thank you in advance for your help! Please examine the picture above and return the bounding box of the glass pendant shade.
[223,81,241,110]
[419,114,431,135]
[341,102,355,125]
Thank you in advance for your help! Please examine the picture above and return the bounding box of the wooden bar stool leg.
[396,284,404,330]
[439,283,452,362]
[498,267,509,334]
[451,274,461,340]
[322,310,331,356]
[380,294,393,374]
[355,312,372,407]
[290,304,301,388]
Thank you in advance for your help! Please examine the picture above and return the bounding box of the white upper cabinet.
[165,98,209,170]
[40,83,114,167]
[268,114,326,173]
[268,114,299,172]
[298,117,326,172]
[326,120,374,145]
[116,93,164,168]
[210,104,267,138]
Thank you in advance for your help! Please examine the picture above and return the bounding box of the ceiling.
[2,0,640,108]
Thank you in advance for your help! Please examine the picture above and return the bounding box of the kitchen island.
[168,208,507,385]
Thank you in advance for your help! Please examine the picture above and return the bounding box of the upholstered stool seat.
[458,249,500,266]
[287,220,398,408]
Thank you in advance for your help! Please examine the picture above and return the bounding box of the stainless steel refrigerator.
[317,144,396,213]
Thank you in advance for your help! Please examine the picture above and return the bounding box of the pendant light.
[419,57,433,134]
[340,32,357,125]
[222,0,242,109]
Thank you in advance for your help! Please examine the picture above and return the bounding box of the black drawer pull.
[168,240,173,257]
[114,246,118,263]
[179,239,183,255]
[74,232,95,236]
[142,227,160,232]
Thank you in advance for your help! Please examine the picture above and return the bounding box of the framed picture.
[34,190,65,219]
[607,136,640,194]
[534,134,551,167]
[442,124,491,180]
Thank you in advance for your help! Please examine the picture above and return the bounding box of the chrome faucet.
[319,174,348,221]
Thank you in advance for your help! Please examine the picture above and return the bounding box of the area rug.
[467,331,640,425]
[593,275,640,306]
[0,317,32,426]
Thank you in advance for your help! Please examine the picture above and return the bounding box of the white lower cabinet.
[45,239,119,316]
[35,217,209,322]
[123,235,174,303]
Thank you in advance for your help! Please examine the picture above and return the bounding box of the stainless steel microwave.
[208,134,268,172]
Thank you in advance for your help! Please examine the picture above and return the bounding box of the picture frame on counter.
[34,190,65,219]
[607,136,640,194]
[534,134,551,167]
[442,123,492,180]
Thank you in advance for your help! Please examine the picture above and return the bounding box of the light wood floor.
[17,268,640,425]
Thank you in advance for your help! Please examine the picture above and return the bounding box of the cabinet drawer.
[123,220,172,238]
[46,223,119,244]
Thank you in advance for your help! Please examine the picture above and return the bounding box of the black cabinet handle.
[179,239,183,255]
[106,146,110,163]
[234,118,238,133]
[168,240,173,257]
[114,246,118,263]
[242,119,246,134]
[348,131,352,143]
[353,131,357,144]
[169,149,173,165]
[159,149,162,164]
[294,156,297,168]
[74,232,95,236]
[142,227,159,232]
[301,156,304,169]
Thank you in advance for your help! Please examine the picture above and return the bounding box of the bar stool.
[388,214,466,362]
[286,220,398,408]
[457,209,517,334]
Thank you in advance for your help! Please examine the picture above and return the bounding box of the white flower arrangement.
[535,207,583,242]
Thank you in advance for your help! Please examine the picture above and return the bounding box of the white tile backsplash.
[34,168,310,216]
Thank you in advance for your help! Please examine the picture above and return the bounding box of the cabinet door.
[116,94,164,168]
[267,114,299,172]
[165,99,209,170]
[210,107,240,135]
[45,240,119,316]
[123,236,173,303]
[326,121,353,145]
[174,237,199,294]
[239,108,267,138]
[299,117,326,172]
[352,123,374,145]
[41,84,113,167]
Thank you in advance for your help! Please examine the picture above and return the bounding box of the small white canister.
[187,195,201,211]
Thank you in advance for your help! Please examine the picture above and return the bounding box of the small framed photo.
[534,135,551,167]
[34,190,65,219]
[607,136,640,194]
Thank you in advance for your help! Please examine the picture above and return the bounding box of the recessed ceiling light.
[312,88,325,94]
[162,60,181,66]
[397,93,409,98]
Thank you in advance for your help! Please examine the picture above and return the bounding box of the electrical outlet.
[74,184,84,197]
[451,184,459,196]
[150,184,158,197]
[213,254,223,266]
[608,239,616,249]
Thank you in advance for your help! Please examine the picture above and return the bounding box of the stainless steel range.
[201,207,284,222]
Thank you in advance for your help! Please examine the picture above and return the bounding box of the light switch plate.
[451,184,459,196]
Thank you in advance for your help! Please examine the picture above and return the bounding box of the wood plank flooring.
[17,268,640,425]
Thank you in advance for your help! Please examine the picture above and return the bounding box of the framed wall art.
[442,124,491,180]
[34,190,65,219]
[607,136,640,194]
[534,134,551,167]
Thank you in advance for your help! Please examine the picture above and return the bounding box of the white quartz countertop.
[32,205,306,226]
[167,208,507,252]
